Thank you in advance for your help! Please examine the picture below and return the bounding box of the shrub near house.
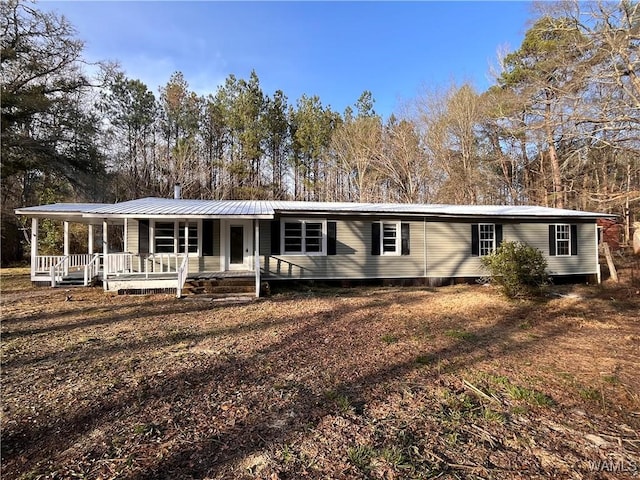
[481,241,548,298]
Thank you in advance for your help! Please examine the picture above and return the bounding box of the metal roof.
[15,198,614,220]
[83,198,274,217]
[268,201,609,218]
[15,203,112,215]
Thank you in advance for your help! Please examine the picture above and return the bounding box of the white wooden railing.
[34,253,189,288]
[35,255,66,275]
[102,253,187,278]
[50,256,67,287]
[176,254,189,298]
[104,253,134,276]
[84,254,102,286]
[44,254,95,286]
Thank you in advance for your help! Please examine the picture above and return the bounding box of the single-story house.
[15,197,613,297]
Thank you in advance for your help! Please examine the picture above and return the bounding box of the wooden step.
[181,291,256,300]
[182,284,255,296]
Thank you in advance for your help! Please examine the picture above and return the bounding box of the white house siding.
[260,217,426,280]
[127,219,139,253]
[425,222,483,277]
[505,222,597,275]
[426,220,598,278]
[125,217,597,278]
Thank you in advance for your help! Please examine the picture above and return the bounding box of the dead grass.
[1,267,639,479]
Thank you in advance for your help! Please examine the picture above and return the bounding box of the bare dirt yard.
[1,268,639,480]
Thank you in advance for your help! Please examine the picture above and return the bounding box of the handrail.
[50,256,69,287]
[176,254,189,298]
[83,253,102,286]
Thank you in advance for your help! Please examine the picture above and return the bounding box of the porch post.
[184,221,189,254]
[63,221,70,256]
[88,224,94,255]
[102,220,109,281]
[63,221,70,275]
[254,219,260,298]
[124,218,128,253]
[31,218,38,279]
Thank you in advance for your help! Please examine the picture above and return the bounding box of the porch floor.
[43,270,257,288]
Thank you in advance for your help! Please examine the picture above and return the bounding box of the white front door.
[226,220,253,271]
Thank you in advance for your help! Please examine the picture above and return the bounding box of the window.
[282,220,326,255]
[179,222,198,253]
[479,224,495,256]
[471,224,502,256]
[154,222,175,253]
[556,224,570,256]
[153,220,199,254]
[549,224,577,256]
[372,222,410,256]
[382,222,400,255]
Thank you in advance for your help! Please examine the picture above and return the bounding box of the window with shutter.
[471,223,501,256]
[281,219,327,255]
[372,221,405,256]
[549,224,577,256]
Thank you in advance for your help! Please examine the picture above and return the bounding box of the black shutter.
[138,219,149,254]
[327,221,337,255]
[371,222,381,255]
[401,223,410,255]
[471,224,479,256]
[495,224,503,249]
[549,225,556,256]
[570,224,578,255]
[270,220,280,255]
[202,219,214,256]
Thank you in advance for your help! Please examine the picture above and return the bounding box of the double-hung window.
[549,224,577,256]
[372,221,410,256]
[479,224,495,256]
[154,222,175,253]
[471,223,502,256]
[555,224,570,256]
[178,222,198,253]
[282,220,326,255]
[382,222,400,255]
[153,220,199,254]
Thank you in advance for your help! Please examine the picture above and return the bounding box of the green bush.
[481,241,548,298]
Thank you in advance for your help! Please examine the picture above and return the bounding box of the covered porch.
[19,205,264,298]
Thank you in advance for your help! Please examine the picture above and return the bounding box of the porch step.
[57,272,90,287]
[182,278,255,297]
[183,292,256,301]
[58,279,86,286]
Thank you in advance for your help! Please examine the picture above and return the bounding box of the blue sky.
[43,1,534,118]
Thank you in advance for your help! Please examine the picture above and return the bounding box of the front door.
[226,220,253,271]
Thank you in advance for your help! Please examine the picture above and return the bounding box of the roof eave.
[81,213,275,220]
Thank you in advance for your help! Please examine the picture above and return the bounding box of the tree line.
[1,0,638,263]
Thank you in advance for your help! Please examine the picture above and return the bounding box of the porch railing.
[103,253,187,278]
[35,255,66,275]
[176,254,189,298]
[50,256,67,287]
[35,253,189,288]
[84,254,102,286]
[47,254,95,287]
